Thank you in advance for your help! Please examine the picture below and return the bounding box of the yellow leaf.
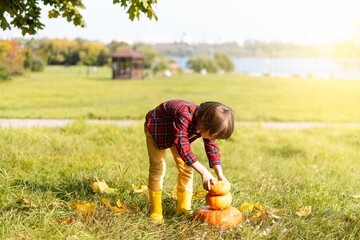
[51,218,74,224]
[89,177,117,193]
[192,187,207,200]
[237,202,255,213]
[346,214,357,221]
[101,198,126,213]
[17,198,37,208]
[70,201,95,215]
[296,206,311,216]
[254,204,265,210]
[130,184,148,194]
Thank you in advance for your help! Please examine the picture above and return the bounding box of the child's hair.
[195,101,235,139]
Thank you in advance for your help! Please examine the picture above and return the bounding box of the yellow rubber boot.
[176,186,193,214]
[149,189,164,223]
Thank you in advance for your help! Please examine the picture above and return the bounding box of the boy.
[144,99,234,222]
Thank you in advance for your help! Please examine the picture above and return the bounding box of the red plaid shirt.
[145,99,221,168]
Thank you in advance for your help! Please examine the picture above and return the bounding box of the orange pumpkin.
[194,206,243,229]
[208,180,231,196]
[205,192,232,210]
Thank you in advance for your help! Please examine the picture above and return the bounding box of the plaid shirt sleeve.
[173,113,198,166]
[203,138,221,168]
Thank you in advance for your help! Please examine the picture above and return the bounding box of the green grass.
[1,65,360,122]
[1,123,360,239]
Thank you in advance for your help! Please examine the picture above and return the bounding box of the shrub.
[0,65,11,81]
[186,55,218,73]
[214,52,234,71]
[31,55,45,72]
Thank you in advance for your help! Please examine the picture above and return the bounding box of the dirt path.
[1,119,359,129]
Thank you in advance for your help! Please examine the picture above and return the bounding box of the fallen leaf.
[296,206,311,217]
[254,204,265,210]
[89,177,117,194]
[165,185,177,199]
[17,198,37,208]
[51,218,74,224]
[130,184,148,194]
[70,201,95,215]
[237,202,255,213]
[101,198,127,213]
[192,187,207,200]
[346,214,357,221]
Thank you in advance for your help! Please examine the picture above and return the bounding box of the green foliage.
[31,56,46,72]
[37,39,80,65]
[0,65,11,81]
[153,57,170,74]
[186,55,218,73]
[79,42,110,66]
[106,41,131,53]
[136,44,163,68]
[0,0,157,36]
[214,52,234,71]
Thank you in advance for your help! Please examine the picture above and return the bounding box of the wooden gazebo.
[109,49,147,79]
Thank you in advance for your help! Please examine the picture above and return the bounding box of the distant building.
[109,49,147,79]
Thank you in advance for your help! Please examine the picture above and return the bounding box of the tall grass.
[1,123,360,239]
[1,66,360,122]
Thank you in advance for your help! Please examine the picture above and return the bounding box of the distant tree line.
[152,41,338,58]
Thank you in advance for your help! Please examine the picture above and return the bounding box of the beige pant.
[145,125,194,192]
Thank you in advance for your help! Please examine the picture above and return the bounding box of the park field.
[1,66,360,122]
[0,123,360,239]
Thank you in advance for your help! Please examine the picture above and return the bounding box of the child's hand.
[202,171,217,191]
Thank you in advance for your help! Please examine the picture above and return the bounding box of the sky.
[1,0,360,45]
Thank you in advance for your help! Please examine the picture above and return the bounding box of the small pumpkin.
[205,192,232,210]
[208,180,231,196]
[194,206,243,229]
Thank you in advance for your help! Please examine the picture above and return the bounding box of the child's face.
[200,130,216,141]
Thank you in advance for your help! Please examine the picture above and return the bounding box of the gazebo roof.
[109,49,147,59]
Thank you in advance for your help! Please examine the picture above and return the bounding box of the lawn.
[1,123,360,239]
[1,66,360,122]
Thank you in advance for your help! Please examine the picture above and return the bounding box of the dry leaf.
[17,198,37,208]
[346,214,357,221]
[352,195,360,200]
[237,202,255,213]
[166,185,177,199]
[70,201,95,215]
[101,198,127,213]
[296,206,311,216]
[254,204,265,210]
[130,184,148,194]
[192,187,207,200]
[89,177,117,193]
[51,218,74,224]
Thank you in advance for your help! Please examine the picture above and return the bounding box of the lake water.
[170,56,360,80]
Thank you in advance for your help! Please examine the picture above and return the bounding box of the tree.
[135,44,163,68]
[0,39,25,75]
[79,42,110,66]
[36,39,80,65]
[187,55,218,73]
[214,52,234,72]
[1,0,158,36]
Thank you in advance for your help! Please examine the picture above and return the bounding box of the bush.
[0,65,11,81]
[31,56,45,72]
[186,55,218,73]
[214,52,234,71]
[153,57,170,74]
